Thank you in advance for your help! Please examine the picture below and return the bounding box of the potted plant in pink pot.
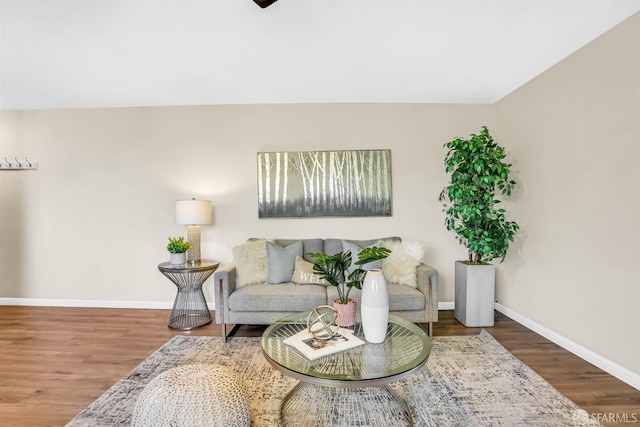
[309,247,390,327]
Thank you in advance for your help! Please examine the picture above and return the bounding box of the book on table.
[283,327,365,361]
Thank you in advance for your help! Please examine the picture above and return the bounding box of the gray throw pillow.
[341,240,382,274]
[266,240,303,284]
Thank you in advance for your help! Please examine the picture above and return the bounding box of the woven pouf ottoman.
[131,363,251,427]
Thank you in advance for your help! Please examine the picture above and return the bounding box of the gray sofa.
[213,237,438,340]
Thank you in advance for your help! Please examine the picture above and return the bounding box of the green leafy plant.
[439,126,520,264]
[166,236,190,254]
[308,246,391,304]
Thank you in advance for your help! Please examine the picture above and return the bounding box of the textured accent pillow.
[232,239,268,287]
[381,240,425,288]
[266,240,303,284]
[291,256,329,286]
[341,240,382,274]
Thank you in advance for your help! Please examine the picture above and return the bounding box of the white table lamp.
[176,199,212,265]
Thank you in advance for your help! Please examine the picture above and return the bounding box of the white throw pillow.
[232,239,268,287]
[381,240,425,288]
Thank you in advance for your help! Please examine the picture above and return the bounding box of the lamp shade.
[175,200,212,225]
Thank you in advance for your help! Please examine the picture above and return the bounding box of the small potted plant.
[308,246,391,327]
[167,236,190,265]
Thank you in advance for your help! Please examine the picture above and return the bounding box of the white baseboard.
[0,297,215,310]
[5,298,442,312]
[494,303,640,391]
[438,301,454,310]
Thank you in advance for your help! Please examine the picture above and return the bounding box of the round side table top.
[158,259,220,273]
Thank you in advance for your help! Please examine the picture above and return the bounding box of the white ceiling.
[1,0,639,111]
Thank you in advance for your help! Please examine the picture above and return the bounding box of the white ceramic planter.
[169,252,186,265]
[361,269,389,343]
[454,261,495,327]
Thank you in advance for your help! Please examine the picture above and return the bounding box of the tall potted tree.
[439,126,520,327]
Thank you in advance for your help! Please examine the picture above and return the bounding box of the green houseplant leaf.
[167,236,190,254]
[308,246,391,304]
[439,126,520,264]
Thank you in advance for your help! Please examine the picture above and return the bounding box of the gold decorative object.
[306,305,340,340]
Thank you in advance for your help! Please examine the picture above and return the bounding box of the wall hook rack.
[0,157,39,170]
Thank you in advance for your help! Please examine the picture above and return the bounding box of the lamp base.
[186,225,201,264]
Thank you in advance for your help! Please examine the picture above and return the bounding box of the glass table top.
[261,311,431,387]
[157,259,220,272]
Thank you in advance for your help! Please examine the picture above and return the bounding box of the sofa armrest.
[416,263,439,322]
[213,263,236,324]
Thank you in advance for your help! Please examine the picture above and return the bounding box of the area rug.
[67,330,599,426]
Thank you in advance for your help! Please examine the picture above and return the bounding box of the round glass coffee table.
[261,312,431,426]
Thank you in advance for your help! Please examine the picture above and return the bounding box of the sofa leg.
[222,323,237,342]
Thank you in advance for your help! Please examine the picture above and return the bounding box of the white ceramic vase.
[361,269,389,343]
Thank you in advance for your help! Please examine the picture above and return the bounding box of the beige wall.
[495,13,639,374]
[1,13,638,381]
[0,103,492,305]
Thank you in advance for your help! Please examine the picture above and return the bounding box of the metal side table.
[158,260,220,330]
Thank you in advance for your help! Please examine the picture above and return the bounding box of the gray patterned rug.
[67,330,600,426]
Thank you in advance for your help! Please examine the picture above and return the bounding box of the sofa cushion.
[275,238,324,262]
[266,241,303,284]
[381,239,425,288]
[324,237,400,256]
[326,283,425,311]
[388,284,426,311]
[291,255,328,286]
[228,283,327,312]
[233,239,268,287]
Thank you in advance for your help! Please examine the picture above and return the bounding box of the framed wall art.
[257,149,392,218]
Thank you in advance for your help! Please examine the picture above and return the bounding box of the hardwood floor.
[0,306,638,426]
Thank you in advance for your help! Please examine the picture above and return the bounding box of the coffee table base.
[280,382,413,426]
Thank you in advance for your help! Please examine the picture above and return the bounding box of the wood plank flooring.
[0,306,638,426]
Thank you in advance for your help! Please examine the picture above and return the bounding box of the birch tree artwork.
[257,149,392,218]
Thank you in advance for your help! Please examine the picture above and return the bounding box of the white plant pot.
[361,269,389,343]
[454,261,495,327]
[169,252,186,265]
